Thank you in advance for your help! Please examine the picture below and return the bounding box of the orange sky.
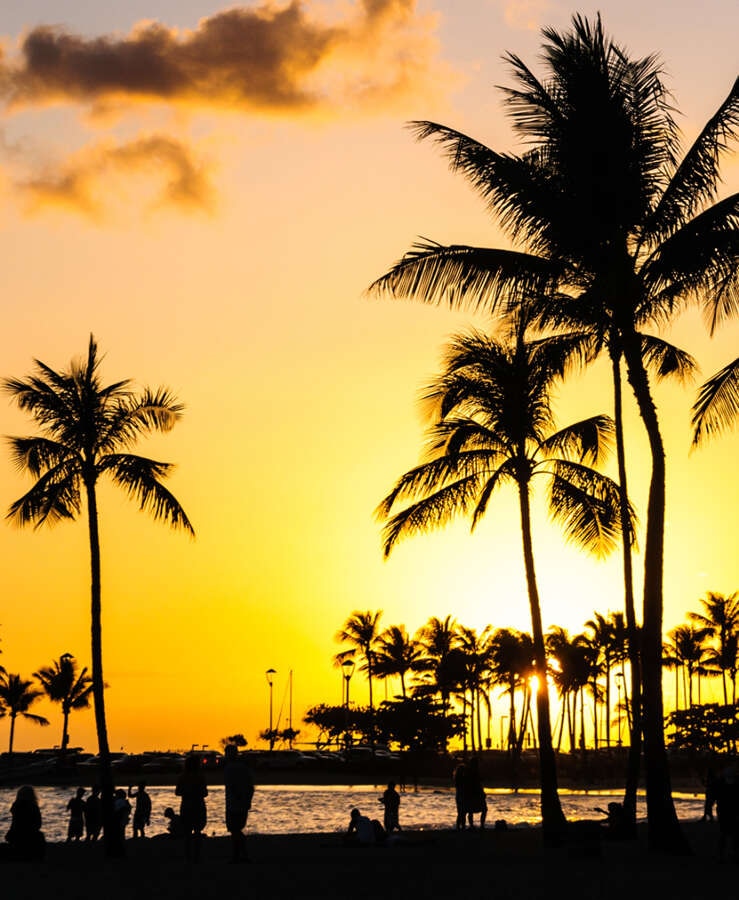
[0,1,737,754]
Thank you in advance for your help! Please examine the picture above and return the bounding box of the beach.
[0,820,733,900]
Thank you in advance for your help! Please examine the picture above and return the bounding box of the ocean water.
[0,784,706,844]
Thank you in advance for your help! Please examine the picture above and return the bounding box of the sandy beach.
[0,820,733,900]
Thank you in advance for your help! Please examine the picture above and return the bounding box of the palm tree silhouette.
[369,16,737,851]
[488,628,534,755]
[34,654,94,752]
[0,672,50,753]
[689,592,739,704]
[692,359,739,445]
[373,625,424,698]
[335,610,382,736]
[3,336,194,855]
[376,327,625,841]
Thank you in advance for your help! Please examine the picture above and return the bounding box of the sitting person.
[345,807,386,846]
[163,806,186,838]
[5,785,46,861]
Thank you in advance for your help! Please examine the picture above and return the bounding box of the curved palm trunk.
[622,336,689,854]
[517,480,566,843]
[86,479,121,858]
[9,713,16,754]
[611,350,642,829]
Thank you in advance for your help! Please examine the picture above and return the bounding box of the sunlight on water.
[0,784,704,844]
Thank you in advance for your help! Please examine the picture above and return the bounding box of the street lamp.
[265,668,276,751]
[342,659,355,750]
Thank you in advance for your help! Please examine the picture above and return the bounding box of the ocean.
[0,783,706,843]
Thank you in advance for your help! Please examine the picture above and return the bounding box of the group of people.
[2,744,255,863]
[344,780,403,846]
[453,757,488,830]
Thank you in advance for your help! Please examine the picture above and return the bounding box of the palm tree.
[0,673,50,753]
[373,625,425,698]
[664,624,712,709]
[488,628,534,755]
[3,336,194,855]
[689,592,739,704]
[455,625,493,753]
[376,327,625,841]
[368,16,738,852]
[34,654,94,752]
[334,610,383,725]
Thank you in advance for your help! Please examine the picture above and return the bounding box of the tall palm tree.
[376,328,625,841]
[664,624,712,709]
[368,16,738,852]
[373,625,425,698]
[334,610,383,721]
[34,654,94,752]
[0,672,50,753]
[455,625,493,753]
[488,628,534,754]
[3,336,194,855]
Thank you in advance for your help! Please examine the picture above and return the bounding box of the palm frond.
[6,437,80,478]
[103,454,195,535]
[538,415,615,466]
[6,469,81,528]
[367,240,554,313]
[639,334,697,383]
[546,460,624,556]
[691,357,739,446]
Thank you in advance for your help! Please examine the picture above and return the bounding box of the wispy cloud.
[0,0,449,116]
[17,135,215,219]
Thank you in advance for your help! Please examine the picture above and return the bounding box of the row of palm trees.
[0,654,93,754]
[367,14,739,851]
[335,595,738,758]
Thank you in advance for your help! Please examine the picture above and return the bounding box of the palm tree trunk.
[517,479,566,842]
[61,706,70,752]
[9,713,16,754]
[611,349,642,827]
[85,478,121,858]
[622,336,689,854]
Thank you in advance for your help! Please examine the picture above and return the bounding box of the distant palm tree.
[34,654,94,752]
[3,336,194,856]
[335,611,383,719]
[664,625,711,709]
[377,327,626,840]
[0,672,49,753]
[488,628,534,754]
[689,592,739,704]
[373,625,425,698]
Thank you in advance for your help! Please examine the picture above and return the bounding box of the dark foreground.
[0,820,734,900]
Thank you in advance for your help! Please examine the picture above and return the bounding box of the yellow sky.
[0,1,737,753]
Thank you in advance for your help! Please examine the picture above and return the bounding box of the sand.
[0,820,734,900]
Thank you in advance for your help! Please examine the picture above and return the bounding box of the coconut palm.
[334,610,383,720]
[664,624,712,709]
[0,672,50,753]
[689,592,739,704]
[373,625,425,698]
[3,336,194,855]
[488,628,534,754]
[376,327,626,841]
[368,16,738,852]
[34,654,94,752]
[455,625,493,753]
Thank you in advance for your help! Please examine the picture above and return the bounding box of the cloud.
[0,0,448,115]
[502,0,552,32]
[17,134,215,218]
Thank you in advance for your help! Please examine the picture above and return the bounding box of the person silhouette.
[453,761,466,830]
[176,753,208,861]
[84,785,102,841]
[112,788,132,846]
[463,757,487,830]
[345,807,385,845]
[163,806,185,838]
[223,744,255,863]
[129,782,152,838]
[66,787,86,842]
[5,785,45,861]
[379,781,402,833]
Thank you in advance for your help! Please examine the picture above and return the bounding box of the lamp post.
[266,668,276,751]
[342,659,355,751]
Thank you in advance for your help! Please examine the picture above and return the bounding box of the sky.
[0,0,736,754]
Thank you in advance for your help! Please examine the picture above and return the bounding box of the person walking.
[223,744,255,863]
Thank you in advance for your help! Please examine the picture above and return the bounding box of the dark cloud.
[1,0,444,114]
[18,135,215,217]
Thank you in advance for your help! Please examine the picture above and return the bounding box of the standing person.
[223,744,254,863]
[176,753,208,861]
[701,765,718,822]
[379,781,402,833]
[5,785,45,861]
[112,788,132,846]
[463,756,488,830]
[84,785,103,842]
[66,787,86,842]
[128,782,152,838]
[453,761,466,830]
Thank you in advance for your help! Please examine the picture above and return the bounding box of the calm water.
[0,784,705,844]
